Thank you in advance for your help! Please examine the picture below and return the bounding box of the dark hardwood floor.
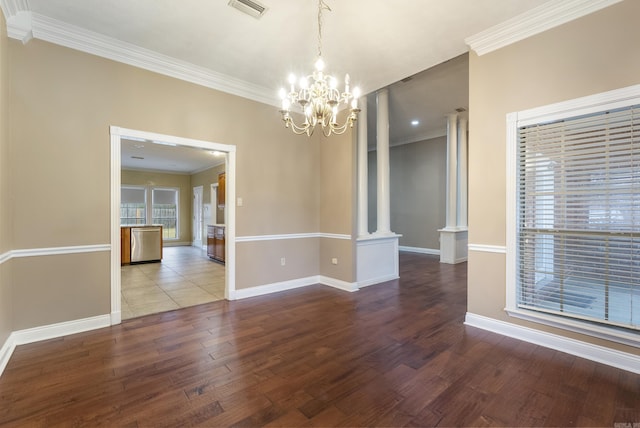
[1,252,639,427]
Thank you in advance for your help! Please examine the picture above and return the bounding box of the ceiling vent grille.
[228,0,268,19]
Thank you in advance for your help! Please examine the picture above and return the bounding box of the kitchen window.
[152,188,179,240]
[120,185,180,240]
[120,186,146,225]
[506,85,640,344]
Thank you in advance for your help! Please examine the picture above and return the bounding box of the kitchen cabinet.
[207,225,225,263]
[121,226,131,265]
[217,172,226,207]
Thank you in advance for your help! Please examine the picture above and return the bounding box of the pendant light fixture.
[278,0,360,137]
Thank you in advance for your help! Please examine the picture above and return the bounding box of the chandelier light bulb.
[279,88,287,100]
[315,57,325,71]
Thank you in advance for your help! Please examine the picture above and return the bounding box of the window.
[120,185,180,240]
[507,85,640,341]
[152,188,178,240]
[120,187,146,225]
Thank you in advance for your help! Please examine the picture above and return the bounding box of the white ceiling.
[25,0,548,96]
[7,0,602,170]
[121,138,225,174]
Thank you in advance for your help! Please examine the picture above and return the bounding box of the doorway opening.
[109,126,236,325]
[193,185,204,248]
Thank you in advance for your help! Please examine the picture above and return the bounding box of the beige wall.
[368,136,447,249]
[121,169,192,243]
[0,10,12,345]
[319,130,355,282]
[468,0,640,354]
[7,37,327,326]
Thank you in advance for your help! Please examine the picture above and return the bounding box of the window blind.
[152,189,177,205]
[121,187,146,204]
[517,105,639,330]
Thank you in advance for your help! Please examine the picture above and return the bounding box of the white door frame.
[110,126,237,325]
[193,185,204,248]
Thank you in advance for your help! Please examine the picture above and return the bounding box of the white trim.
[0,334,16,377]
[505,112,519,312]
[233,274,360,300]
[10,244,110,258]
[465,0,622,56]
[0,245,111,264]
[465,312,640,374]
[0,314,112,377]
[319,276,359,293]
[512,84,640,127]
[12,314,111,346]
[236,232,351,242]
[468,244,507,254]
[506,308,640,349]
[234,276,319,300]
[398,246,440,256]
[358,273,399,288]
[111,126,238,316]
[5,13,277,107]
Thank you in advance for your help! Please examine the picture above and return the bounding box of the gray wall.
[368,136,447,250]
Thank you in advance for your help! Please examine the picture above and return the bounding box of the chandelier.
[278,0,360,137]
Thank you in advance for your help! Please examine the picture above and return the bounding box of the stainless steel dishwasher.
[130,226,162,263]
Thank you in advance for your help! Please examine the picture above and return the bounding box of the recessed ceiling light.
[411,120,420,126]
[209,151,224,157]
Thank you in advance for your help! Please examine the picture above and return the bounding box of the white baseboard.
[0,334,16,377]
[12,314,112,346]
[399,246,440,255]
[465,312,640,375]
[0,314,112,377]
[319,276,358,292]
[234,276,319,300]
[358,273,399,288]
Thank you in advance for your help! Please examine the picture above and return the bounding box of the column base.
[438,227,468,264]
[356,233,401,287]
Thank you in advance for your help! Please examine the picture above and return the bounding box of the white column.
[357,97,369,237]
[445,113,458,229]
[376,88,391,234]
[457,117,468,229]
[439,113,467,264]
[356,88,400,288]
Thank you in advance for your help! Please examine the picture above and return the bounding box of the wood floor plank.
[0,252,638,427]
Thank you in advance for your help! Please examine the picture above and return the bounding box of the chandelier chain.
[317,0,330,58]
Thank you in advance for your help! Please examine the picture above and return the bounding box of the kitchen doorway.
[193,185,204,248]
[110,126,237,325]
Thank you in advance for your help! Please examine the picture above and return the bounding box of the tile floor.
[121,245,225,320]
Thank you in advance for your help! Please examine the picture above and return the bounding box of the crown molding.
[0,0,32,43]
[0,0,27,18]
[465,0,623,56]
[2,7,279,106]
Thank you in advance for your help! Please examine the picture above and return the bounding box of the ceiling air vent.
[228,0,268,19]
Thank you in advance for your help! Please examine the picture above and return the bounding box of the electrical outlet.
[280,257,286,266]
[331,258,338,265]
